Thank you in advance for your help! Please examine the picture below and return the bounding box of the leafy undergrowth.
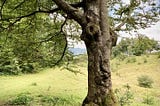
[0,54,160,106]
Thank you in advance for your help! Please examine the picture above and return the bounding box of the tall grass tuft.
[137,75,154,88]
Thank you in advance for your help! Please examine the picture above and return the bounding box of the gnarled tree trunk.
[53,0,118,105]
[80,0,117,106]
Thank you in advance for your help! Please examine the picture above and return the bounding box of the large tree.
[0,0,159,105]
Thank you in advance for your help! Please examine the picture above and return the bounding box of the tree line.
[112,34,159,57]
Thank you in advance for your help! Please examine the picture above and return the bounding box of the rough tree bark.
[80,0,117,106]
[53,0,118,105]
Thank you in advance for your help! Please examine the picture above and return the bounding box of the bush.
[20,63,34,73]
[117,53,127,61]
[8,93,33,105]
[158,53,160,58]
[143,95,154,105]
[114,84,134,106]
[137,75,154,88]
[41,95,76,106]
[143,58,147,63]
[0,59,36,75]
[126,57,136,63]
[0,64,20,75]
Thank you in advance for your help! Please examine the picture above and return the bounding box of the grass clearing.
[0,67,87,105]
[0,54,160,106]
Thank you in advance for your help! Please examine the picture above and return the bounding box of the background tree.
[112,35,158,57]
[0,0,159,105]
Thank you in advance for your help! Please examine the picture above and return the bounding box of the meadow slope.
[0,54,159,106]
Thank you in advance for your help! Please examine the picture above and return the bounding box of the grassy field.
[0,54,160,106]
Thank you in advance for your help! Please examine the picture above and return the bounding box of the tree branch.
[114,18,127,31]
[52,0,86,26]
[53,18,68,66]
[70,2,84,8]
[12,0,26,11]
[1,8,61,29]
[1,1,84,25]
[0,0,7,18]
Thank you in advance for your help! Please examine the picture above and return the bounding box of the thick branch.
[1,1,84,22]
[52,0,86,26]
[71,2,84,8]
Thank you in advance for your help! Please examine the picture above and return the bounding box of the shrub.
[20,63,34,73]
[41,95,74,105]
[8,93,33,105]
[143,58,147,63]
[137,62,141,65]
[126,57,136,63]
[31,82,37,86]
[158,53,160,58]
[137,75,154,88]
[0,58,20,75]
[117,53,127,61]
[114,84,134,106]
[0,59,36,75]
[40,95,81,106]
[143,95,154,105]
[41,95,59,105]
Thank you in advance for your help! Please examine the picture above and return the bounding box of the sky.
[139,21,160,41]
[119,21,160,41]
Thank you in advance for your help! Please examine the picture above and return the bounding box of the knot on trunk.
[85,22,100,41]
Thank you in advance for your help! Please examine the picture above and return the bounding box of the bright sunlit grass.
[0,54,159,106]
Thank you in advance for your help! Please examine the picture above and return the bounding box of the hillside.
[0,54,159,106]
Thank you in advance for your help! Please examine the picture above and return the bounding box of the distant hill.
[69,48,86,55]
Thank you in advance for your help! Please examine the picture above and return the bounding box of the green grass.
[111,54,160,106]
[0,54,160,106]
[0,67,88,105]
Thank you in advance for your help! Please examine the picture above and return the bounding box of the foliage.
[114,84,134,106]
[126,56,136,63]
[132,35,158,56]
[158,52,160,58]
[8,92,33,105]
[142,95,155,105]
[143,57,147,63]
[117,53,127,61]
[109,0,159,31]
[41,95,77,106]
[137,75,154,88]
[112,35,158,57]
[0,14,72,74]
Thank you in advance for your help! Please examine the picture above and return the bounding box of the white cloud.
[119,21,160,43]
[122,0,130,4]
[139,21,160,41]
[74,41,86,48]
